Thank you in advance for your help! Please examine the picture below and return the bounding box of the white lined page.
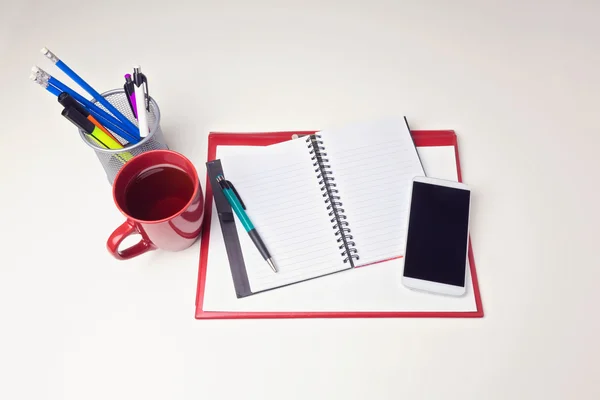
[218,139,350,294]
[318,118,425,266]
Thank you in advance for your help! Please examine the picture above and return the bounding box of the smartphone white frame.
[401,176,471,296]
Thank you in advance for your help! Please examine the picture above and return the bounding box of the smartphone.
[401,176,471,296]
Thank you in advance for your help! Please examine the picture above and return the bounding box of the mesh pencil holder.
[77,88,168,184]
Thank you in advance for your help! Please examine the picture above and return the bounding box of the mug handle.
[107,220,155,260]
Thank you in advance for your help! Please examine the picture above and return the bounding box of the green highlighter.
[216,174,278,273]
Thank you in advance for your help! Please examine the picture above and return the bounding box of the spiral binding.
[306,134,359,264]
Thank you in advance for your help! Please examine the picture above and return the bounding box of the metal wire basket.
[77,89,168,184]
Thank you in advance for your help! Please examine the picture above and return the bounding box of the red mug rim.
[112,149,200,225]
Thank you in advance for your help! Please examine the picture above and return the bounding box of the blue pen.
[40,47,141,137]
[216,174,278,273]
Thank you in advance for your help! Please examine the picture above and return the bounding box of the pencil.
[41,47,140,137]
[31,67,141,144]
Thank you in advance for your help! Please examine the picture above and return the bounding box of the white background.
[1,1,599,399]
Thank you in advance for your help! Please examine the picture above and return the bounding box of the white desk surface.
[1,1,599,399]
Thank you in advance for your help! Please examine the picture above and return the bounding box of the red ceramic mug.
[107,150,204,260]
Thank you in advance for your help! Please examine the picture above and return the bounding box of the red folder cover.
[195,130,484,319]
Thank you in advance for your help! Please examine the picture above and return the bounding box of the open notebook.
[216,118,425,295]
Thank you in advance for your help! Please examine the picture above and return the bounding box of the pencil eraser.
[40,47,58,63]
[29,74,37,81]
[31,66,41,74]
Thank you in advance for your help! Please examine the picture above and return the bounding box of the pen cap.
[62,106,95,133]
[58,92,90,117]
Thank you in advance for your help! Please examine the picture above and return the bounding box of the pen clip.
[226,181,246,210]
[123,76,132,93]
[140,73,150,111]
[124,83,134,108]
[132,69,150,111]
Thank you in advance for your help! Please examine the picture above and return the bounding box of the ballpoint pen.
[216,174,278,273]
[123,74,137,119]
[132,66,149,138]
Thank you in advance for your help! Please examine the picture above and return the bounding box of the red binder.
[195,130,484,319]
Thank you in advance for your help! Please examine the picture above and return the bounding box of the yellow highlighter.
[62,106,133,162]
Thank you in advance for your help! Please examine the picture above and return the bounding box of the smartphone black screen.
[403,181,470,287]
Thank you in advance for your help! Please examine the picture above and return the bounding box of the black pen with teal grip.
[216,175,278,273]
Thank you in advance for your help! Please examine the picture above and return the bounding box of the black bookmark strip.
[206,159,252,298]
[403,116,425,171]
